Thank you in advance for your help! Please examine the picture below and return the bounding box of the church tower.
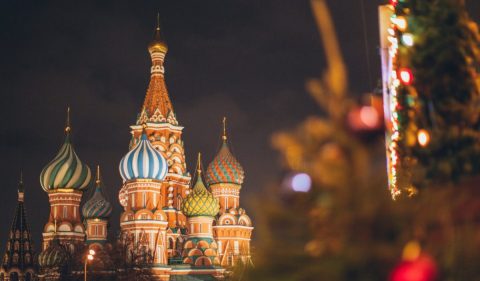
[39,109,91,252]
[118,18,190,268]
[119,131,170,267]
[207,118,253,267]
[1,173,36,281]
[180,153,220,267]
[82,166,113,246]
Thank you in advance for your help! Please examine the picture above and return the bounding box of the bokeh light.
[290,173,312,192]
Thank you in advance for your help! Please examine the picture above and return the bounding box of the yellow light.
[401,33,414,46]
[87,254,94,260]
[417,129,430,147]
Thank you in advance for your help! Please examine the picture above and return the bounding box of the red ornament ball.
[390,255,438,281]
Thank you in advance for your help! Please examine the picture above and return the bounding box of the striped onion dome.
[119,133,168,182]
[206,141,245,186]
[181,154,219,217]
[38,239,68,268]
[40,129,92,192]
[82,166,112,219]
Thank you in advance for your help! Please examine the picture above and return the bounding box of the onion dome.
[38,239,68,268]
[181,153,219,217]
[148,14,168,54]
[119,132,168,182]
[206,118,245,185]
[82,166,112,219]
[40,108,92,192]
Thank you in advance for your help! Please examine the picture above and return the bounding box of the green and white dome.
[40,117,91,192]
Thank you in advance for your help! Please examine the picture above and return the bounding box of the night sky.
[1,0,479,250]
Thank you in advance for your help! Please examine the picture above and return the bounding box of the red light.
[399,69,413,85]
[390,0,399,7]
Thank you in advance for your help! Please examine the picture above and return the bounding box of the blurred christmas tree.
[238,0,480,280]
[390,0,480,192]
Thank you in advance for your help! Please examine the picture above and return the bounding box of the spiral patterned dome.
[82,166,112,219]
[206,142,245,186]
[119,133,168,182]
[40,133,92,192]
[38,239,68,268]
[182,159,219,217]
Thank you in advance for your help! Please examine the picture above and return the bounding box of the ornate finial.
[156,12,160,30]
[197,152,202,174]
[222,117,227,141]
[96,165,101,186]
[65,107,71,134]
[18,170,24,201]
[19,170,23,185]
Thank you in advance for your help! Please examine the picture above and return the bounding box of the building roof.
[119,132,168,182]
[39,108,91,192]
[2,175,35,272]
[82,166,113,219]
[181,154,219,217]
[206,118,244,186]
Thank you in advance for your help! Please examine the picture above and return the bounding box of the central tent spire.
[138,16,175,124]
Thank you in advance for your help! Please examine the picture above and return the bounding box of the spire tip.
[65,107,71,134]
[96,165,101,186]
[222,117,227,141]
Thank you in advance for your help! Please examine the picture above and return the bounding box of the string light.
[401,33,414,46]
[392,16,407,31]
[417,129,430,147]
[399,68,413,85]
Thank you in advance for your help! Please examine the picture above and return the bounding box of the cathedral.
[0,22,253,281]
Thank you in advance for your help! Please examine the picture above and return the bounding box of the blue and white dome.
[119,133,168,182]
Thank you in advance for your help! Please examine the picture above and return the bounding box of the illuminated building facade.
[29,20,253,281]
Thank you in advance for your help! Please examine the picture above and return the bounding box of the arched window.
[15,230,20,239]
[25,272,32,281]
[9,272,18,281]
[13,253,19,264]
[24,241,29,250]
[168,238,174,249]
[63,206,68,218]
[14,241,19,251]
[177,195,183,209]
[25,253,31,263]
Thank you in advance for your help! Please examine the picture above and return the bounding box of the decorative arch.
[153,209,167,221]
[184,240,194,249]
[204,248,216,257]
[120,210,134,222]
[195,256,212,267]
[58,222,73,232]
[188,249,203,257]
[218,213,237,225]
[134,209,154,220]
[74,224,84,233]
[197,240,209,249]
[238,214,252,226]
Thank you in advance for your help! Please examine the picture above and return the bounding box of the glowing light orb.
[360,106,380,128]
[417,129,430,147]
[399,69,413,85]
[392,16,407,31]
[290,173,312,193]
[401,33,414,46]
[89,249,96,256]
[87,254,94,261]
